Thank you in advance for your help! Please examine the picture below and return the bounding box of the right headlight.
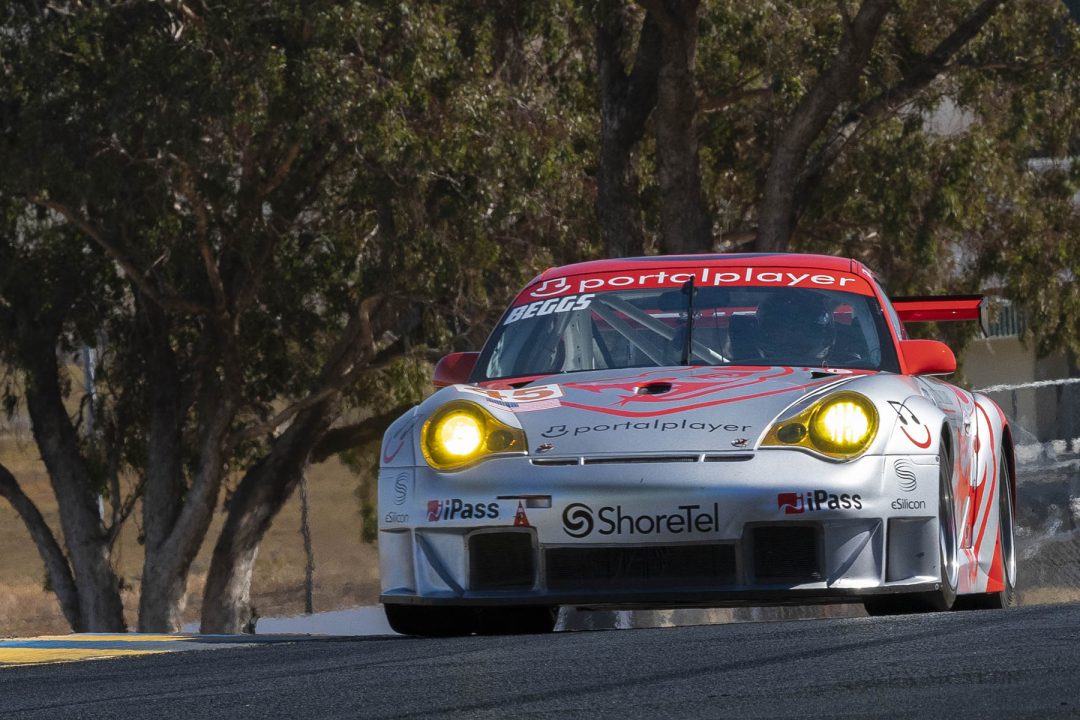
[762,391,879,460]
[421,400,527,471]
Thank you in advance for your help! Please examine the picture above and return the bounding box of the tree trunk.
[201,287,384,633]
[136,304,191,632]
[756,0,894,252]
[137,560,190,633]
[138,383,235,632]
[596,3,661,258]
[491,0,527,85]
[300,472,315,615]
[646,0,711,255]
[200,402,336,633]
[21,332,125,632]
[0,462,83,631]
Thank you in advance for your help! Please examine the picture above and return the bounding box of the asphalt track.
[2,603,1079,719]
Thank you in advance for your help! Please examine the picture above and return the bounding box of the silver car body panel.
[379,366,1010,608]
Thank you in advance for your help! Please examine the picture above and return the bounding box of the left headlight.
[762,391,879,460]
[421,400,527,471]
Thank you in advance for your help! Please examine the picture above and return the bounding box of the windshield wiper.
[681,277,696,365]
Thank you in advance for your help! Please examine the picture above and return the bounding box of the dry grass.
[1018,587,1080,606]
[0,431,380,637]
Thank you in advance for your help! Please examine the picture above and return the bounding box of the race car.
[378,253,1017,636]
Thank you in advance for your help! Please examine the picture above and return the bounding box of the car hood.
[433,365,875,456]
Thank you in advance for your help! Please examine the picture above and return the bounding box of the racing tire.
[954,455,1018,610]
[864,436,958,616]
[474,606,558,635]
[384,604,476,637]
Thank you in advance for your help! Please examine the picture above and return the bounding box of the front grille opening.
[532,454,716,466]
[703,453,753,462]
[582,455,698,465]
[469,532,535,591]
[545,544,736,591]
[750,526,822,583]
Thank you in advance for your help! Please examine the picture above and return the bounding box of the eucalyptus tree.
[593,0,1080,354]
[0,212,128,632]
[1,0,595,632]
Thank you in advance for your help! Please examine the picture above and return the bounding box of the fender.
[879,394,947,457]
[380,407,419,468]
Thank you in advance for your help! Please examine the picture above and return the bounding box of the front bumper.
[378,451,943,609]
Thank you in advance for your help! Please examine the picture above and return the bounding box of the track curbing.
[0,633,310,667]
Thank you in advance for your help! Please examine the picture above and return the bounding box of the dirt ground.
[0,432,380,637]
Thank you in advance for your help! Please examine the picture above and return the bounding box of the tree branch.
[836,0,853,31]
[0,461,82,631]
[699,86,772,114]
[31,196,210,316]
[845,0,1005,130]
[107,478,145,548]
[176,163,230,318]
[635,0,675,37]
[231,141,347,318]
[259,142,302,198]
[310,403,416,463]
[798,0,1007,202]
[227,295,388,451]
[755,0,895,251]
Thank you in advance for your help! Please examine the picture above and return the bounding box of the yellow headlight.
[762,392,878,460]
[421,401,527,471]
[810,400,873,452]
[435,412,484,458]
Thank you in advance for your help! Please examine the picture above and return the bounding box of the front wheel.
[865,436,958,616]
[954,454,1017,610]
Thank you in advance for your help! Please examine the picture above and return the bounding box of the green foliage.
[1,0,598,440]
[689,0,1080,357]
[0,1,601,565]
[2,0,1079,571]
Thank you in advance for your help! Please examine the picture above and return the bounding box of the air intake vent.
[545,544,736,591]
[469,531,535,591]
[636,382,672,395]
[531,454,709,466]
[583,455,698,465]
[750,526,822,583]
[703,454,753,462]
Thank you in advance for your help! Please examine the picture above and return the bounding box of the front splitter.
[380,582,941,609]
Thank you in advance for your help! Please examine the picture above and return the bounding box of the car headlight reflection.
[421,401,527,471]
[763,392,878,460]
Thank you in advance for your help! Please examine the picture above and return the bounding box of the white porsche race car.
[378,253,1017,636]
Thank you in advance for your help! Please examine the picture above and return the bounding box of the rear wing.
[890,295,989,336]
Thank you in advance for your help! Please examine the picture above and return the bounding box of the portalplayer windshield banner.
[511,266,875,306]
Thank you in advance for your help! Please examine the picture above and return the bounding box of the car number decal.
[456,384,564,411]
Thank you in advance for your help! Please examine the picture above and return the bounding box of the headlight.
[762,391,878,460]
[421,400,527,471]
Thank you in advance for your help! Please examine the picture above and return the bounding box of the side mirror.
[433,351,479,388]
[900,340,956,376]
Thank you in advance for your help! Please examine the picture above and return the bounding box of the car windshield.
[475,283,899,381]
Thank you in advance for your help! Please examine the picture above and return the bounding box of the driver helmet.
[755,290,835,361]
